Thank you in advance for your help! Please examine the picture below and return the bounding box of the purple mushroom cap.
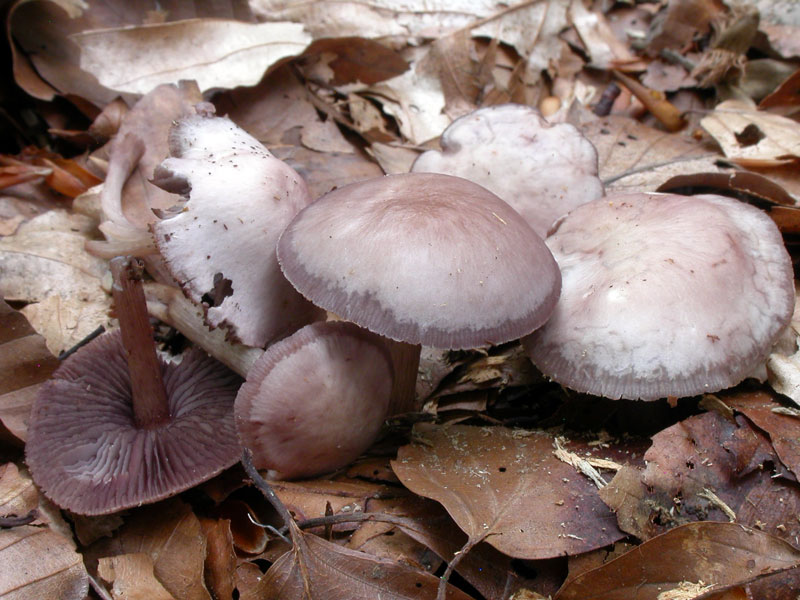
[26,330,242,515]
[276,173,561,349]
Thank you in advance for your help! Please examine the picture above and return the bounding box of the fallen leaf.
[0,210,112,354]
[700,99,800,166]
[0,300,59,442]
[392,424,623,560]
[0,525,88,599]
[582,115,724,193]
[556,522,800,600]
[599,411,800,544]
[73,19,311,95]
[256,520,476,599]
[97,553,176,600]
[569,0,646,70]
[87,499,212,600]
[722,390,800,479]
[0,463,38,521]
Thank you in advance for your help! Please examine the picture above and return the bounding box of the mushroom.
[25,257,242,515]
[522,192,795,400]
[150,107,324,348]
[235,321,393,479]
[411,103,604,237]
[276,172,562,411]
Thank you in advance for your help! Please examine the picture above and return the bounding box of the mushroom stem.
[110,256,171,428]
[144,282,262,377]
[384,340,421,414]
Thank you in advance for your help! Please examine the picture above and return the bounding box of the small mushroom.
[25,257,242,515]
[277,172,561,411]
[523,192,795,400]
[235,321,393,479]
[151,108,323,348]
[411,104,604,236]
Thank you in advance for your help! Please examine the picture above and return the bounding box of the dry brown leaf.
[0,210,111,355]
[98,553,176,600]
[722,390,800,479]
[569,0,646,70]
[0,525,88,599]
[391,424,623,560]
[556,522,800,600]
[198,518,237,600]
[0,463,38,521]
[582,115,724,193]
[73,19,310,95]
[88,499,212,600]
[301,37,409,86]
[255,520,476,599]
[600,411,800,544]
[0,300,59,442]
[700,99,800,166]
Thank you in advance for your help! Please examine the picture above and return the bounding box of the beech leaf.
[391,424,623,559]
[556,522,800,600]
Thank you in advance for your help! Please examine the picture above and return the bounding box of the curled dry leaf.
[255,520,476,599]
[0,210,111,355]
[391,424,623,560]
[73,19,311,95]
[0,525,88,600]
[556,522,800,600]
[0,300,58,442]
[198,517,237,600]
[700,99,800,166]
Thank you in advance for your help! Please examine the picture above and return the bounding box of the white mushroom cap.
[411,104,604,237]
[277,173,562,349]
[523,192,795,400]
[235,321,393,479]
[152,112,322,347]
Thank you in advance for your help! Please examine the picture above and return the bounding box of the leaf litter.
[3,0,800,598]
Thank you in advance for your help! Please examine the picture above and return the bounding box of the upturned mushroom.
[523,192,795,400]
[235,321,393,479]
[411,104,604,237]
[25,257,242,515]
[276,172,562,411]
[150,107,323,348]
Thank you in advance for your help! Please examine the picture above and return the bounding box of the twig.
[437,537,477,600]
[241,449,295,531]
[0,510,36,528]
[58,325,105,360]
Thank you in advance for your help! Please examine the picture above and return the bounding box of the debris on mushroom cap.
[25,330,243,515]
[151,110,323,348]
[235,321,393,479]
[411,103,604,237]
[277,172,562,349]
[523,192,795,401]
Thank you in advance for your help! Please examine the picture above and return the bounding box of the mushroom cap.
[25,330,242,515]
[277,173,561,349]
[523,192,795,400]
[151,112,323,348]
[235,321,393,479]
[411,104,604,237]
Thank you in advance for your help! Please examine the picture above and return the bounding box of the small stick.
[110,256,170,428]
[58,325,105,360]
[241,449,295,532]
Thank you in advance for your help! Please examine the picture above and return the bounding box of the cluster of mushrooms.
[25,103,794,515]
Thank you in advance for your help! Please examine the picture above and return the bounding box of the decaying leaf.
[557,522,800,600]
[0,525,88,599]
[700,99,800,166]
[256,520,475,599]
[0,210,111,354]
[392,424,623,559]
[600,410,800,544]
[73,19,311,95]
